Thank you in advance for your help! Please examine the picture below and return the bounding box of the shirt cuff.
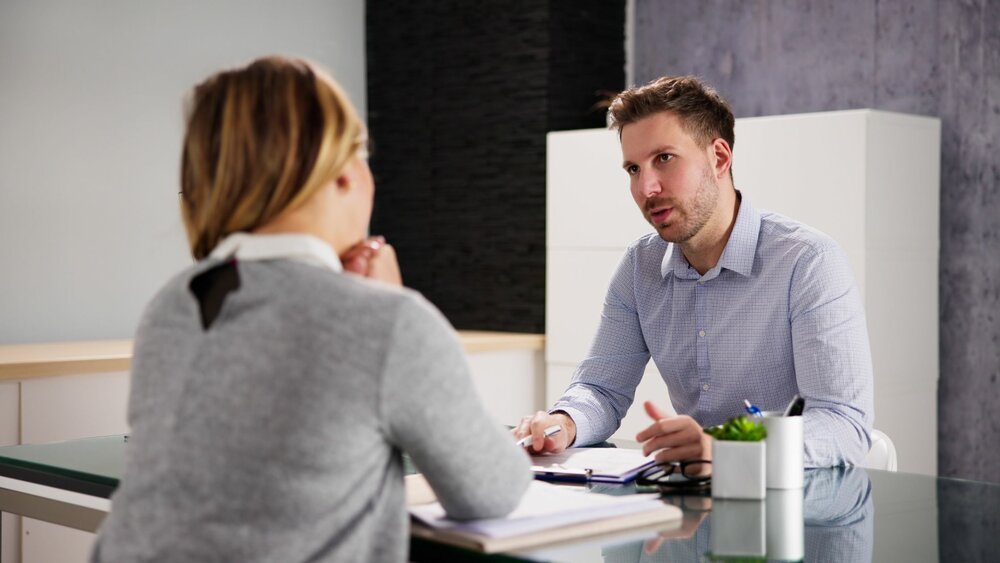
[549,404,594,447]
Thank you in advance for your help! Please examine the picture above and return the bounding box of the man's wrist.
[551,410,577,446]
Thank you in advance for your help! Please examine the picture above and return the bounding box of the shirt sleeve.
[380,294,531,521]
[551,247,651,446]
[789,243,874,467]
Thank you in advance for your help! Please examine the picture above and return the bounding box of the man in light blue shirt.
[513,76,873,468]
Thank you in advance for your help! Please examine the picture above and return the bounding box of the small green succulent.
[703,415,768,442]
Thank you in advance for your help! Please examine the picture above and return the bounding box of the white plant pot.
[711,439,766,500]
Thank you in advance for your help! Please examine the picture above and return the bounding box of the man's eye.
[626,165,639,175]
[657,153,673,163]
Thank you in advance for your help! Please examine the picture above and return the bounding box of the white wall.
[0,0,367,345]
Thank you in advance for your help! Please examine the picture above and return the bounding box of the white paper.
[409,481,663,539]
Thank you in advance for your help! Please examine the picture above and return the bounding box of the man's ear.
[710,138,733,180]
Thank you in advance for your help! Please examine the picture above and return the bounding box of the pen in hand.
[517,424,561,448]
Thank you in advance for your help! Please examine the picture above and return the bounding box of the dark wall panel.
[633,0,1000,484]
[367,1,625,333]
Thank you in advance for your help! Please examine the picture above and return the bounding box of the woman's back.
[94,241,530,562]
[91,57,530,562]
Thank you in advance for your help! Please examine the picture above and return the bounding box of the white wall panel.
[734,111,869,291]
[0,0,367,345]
[545,249,627,364]
[546,129,652,250]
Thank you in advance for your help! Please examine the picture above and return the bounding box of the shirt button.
[699,330,706,337]
[702,384,710,391]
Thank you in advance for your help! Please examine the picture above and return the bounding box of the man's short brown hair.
[608,75,735,152]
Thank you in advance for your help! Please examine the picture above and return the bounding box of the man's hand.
[512,411,577,454]
[635,401,711,474]
[340,236,402,286]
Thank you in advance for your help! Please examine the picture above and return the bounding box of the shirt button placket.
[695,280,710,402]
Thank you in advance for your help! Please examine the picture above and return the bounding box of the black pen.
[783,394,805,416]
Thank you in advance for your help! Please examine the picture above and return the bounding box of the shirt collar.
[208,232,343,273]
[660,192,761,281]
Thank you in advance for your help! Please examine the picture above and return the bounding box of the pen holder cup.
[711,439,766,500]
[761,412,804,489]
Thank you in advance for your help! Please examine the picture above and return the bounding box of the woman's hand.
[340,236,402,286]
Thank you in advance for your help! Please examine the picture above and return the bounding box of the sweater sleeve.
[379,294,531,521]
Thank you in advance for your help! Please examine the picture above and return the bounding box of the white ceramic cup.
[761,411,804,489]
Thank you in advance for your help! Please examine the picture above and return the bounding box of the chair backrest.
[862,429,898,472]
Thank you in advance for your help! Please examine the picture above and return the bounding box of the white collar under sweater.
[208,233,343,273]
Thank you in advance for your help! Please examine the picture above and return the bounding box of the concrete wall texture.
[632,0,999,483]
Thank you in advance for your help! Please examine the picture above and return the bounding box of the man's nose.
[639,172,662,198]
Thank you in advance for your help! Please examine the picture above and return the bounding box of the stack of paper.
[530,447,657,483]
[409,481,680,553]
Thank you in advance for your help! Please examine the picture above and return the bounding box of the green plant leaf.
[702,415,767,441]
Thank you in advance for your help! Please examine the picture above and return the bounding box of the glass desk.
[2,435,999,562]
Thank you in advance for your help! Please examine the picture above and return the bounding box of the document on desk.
[409,481,680,553]
[530,447,657,483]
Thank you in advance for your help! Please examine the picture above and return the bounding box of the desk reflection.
[600,467,873,562]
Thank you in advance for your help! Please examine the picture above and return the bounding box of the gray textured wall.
[633,0,999,483]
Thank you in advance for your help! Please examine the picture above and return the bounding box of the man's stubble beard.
[650,165,719,244]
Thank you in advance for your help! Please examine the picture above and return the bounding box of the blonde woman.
[91,56,530,562]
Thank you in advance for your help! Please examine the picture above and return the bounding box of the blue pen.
[743,399,763,417]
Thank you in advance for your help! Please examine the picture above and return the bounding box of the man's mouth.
[649,206,673,224]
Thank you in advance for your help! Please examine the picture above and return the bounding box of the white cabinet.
[15,371,130,563]
[546,110,940,475]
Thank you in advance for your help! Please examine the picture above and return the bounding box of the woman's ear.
[335,168,352,191]
[335,158,364,193]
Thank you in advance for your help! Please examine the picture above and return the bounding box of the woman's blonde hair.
[180,56,364,260]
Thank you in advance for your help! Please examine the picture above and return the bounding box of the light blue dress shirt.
[552,195,874,467]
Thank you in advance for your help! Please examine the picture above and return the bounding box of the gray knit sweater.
[91,258,531,562]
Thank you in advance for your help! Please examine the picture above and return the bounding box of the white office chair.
[862,429,898,472]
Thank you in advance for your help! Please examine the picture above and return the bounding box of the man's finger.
[641,424,702,456]
[530,414,549,452]
[528,412,554,452]
[644,400,670,422]
[513,416,532,439]
[652,443,701,464]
